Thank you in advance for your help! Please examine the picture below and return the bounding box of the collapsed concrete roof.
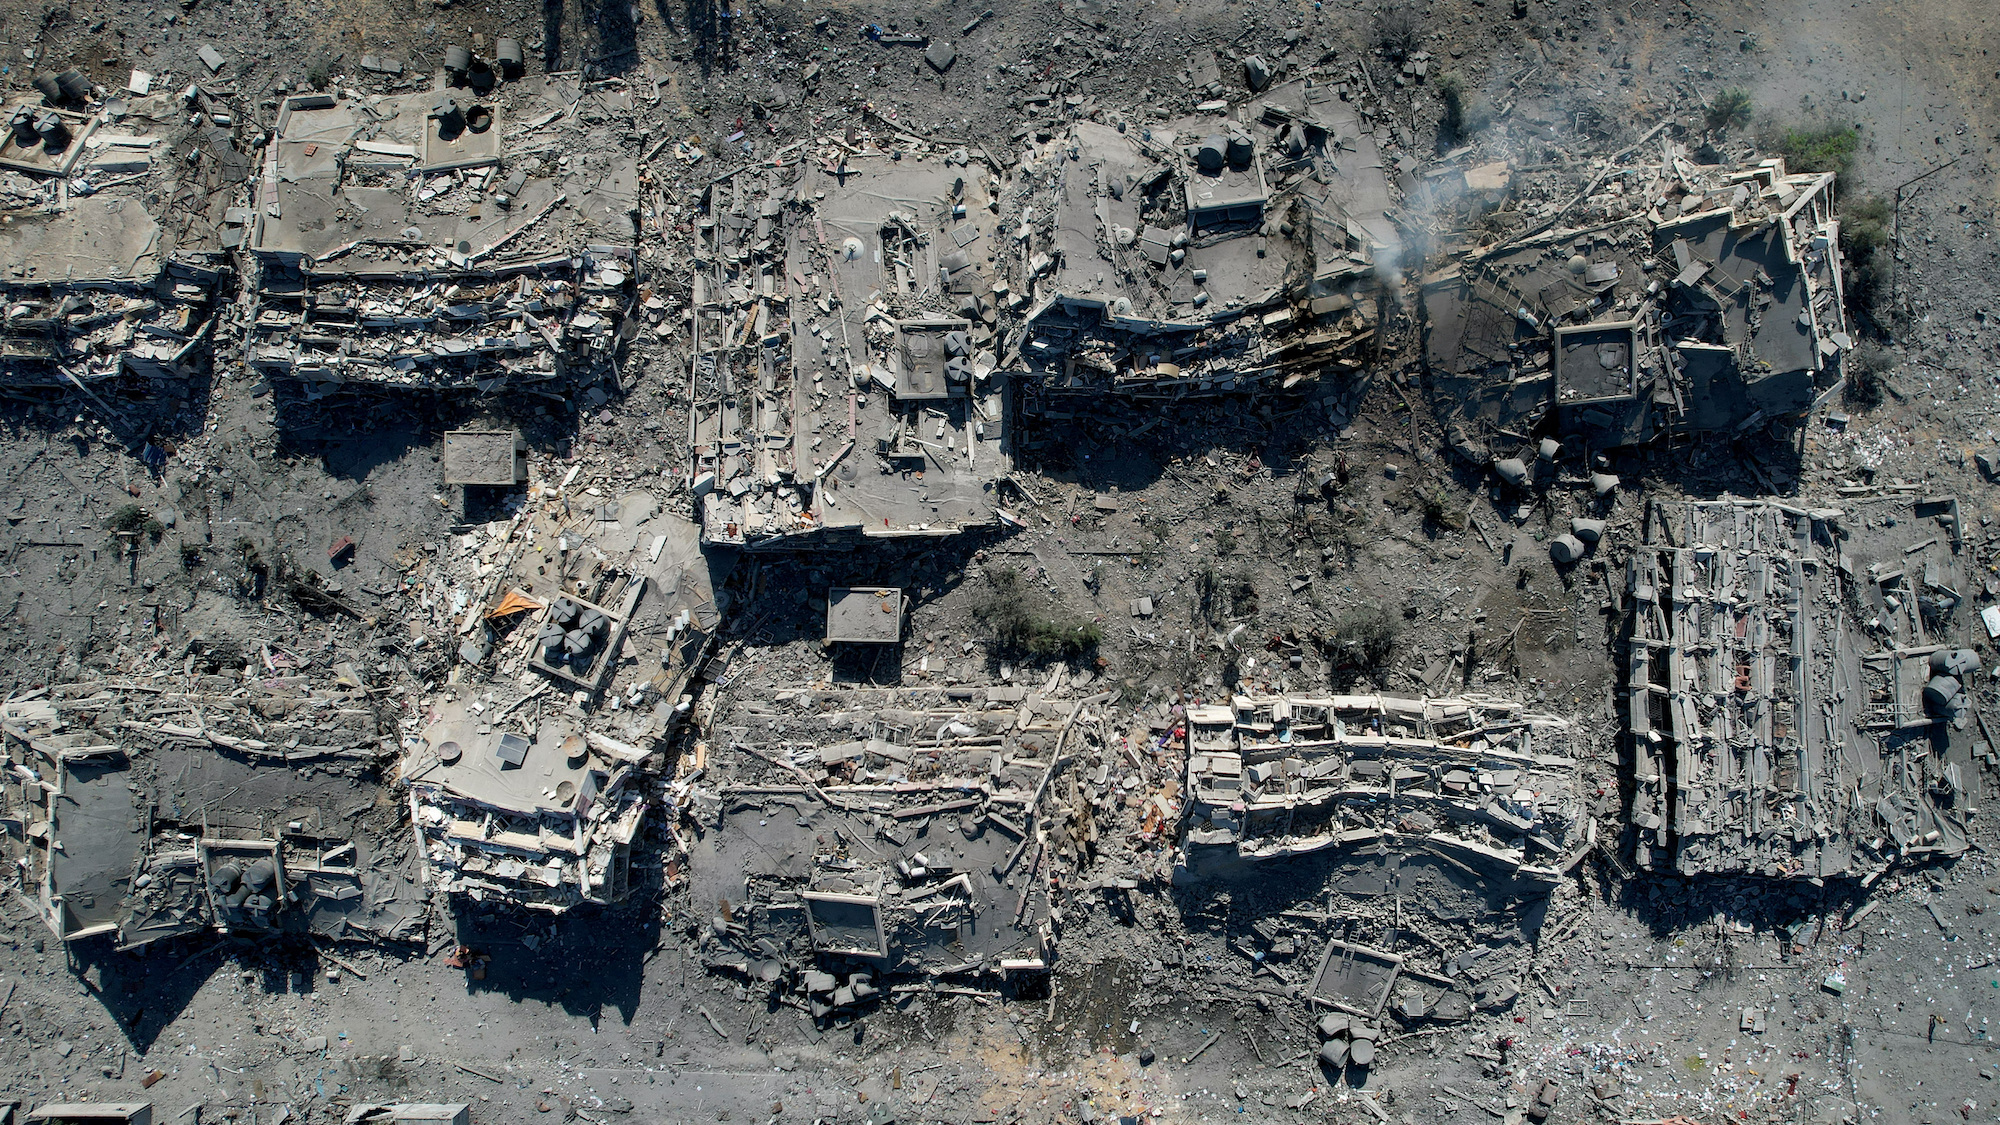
[689,139,1011,547]
[1626,496,1973,880]
[1010,80,1396,400]
[678,683,1102,991]
[407,711,647,911]
[246,79,638,395]
[1,79,246,387]
[411,481,729,913]
[1179,692,1587,882]
[1424,148,1851,448]
[0,675,421,950]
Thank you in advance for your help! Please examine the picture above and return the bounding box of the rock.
[1538,438,1560,461]
[1550,534,1586,565]
[302,1036,328,1052]
[1590,471,1620,496]
[1244,55,1271,90]
[926,40,957,72]
[1570,518,1607,542]
[1493,458,1529,487]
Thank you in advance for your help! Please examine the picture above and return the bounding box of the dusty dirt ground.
[2,0,2000,1121]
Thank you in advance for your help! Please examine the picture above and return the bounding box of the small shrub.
[1845,342,1894,410]
[1843,194,1892,255]
[142,517,165,543]
[1418,486,1462,530]
[1436,74,1465,138]
[971,568,1103,661]
[108,503,148,533]
[1774,125,1859,177]
[1435,74,1491,141]
[180,544,202,569]
[1841,194,1895,335]
[1328,604,1397,672]
[1705,89,1752,135]
[1375,8,1420,61]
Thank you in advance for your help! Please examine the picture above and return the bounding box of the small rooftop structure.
[441,430,528,486]
[825,587,905,644]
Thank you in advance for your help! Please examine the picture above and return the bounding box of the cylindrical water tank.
[1196,135,1226,172]
[34,111,70,148]
[55,69,92,102]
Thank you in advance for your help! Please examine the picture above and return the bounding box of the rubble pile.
[1627,496,1973,879]
[1180,692,1588,879]
[689,135,1011,546]
[1,85,243,387]
[1425,145,1850,448]
[0,0,1993,1119]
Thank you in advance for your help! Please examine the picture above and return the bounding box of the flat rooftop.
[826,587,904,643]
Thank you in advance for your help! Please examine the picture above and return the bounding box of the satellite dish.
[841,237,865,261]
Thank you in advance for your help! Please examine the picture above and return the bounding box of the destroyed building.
[403,476,729,912]
[1625,496,1974,879]
[247,74,638,398]
[688,134,1012,547]
[1424,147,1851,448]
[0,675,423,949]
[1008,78,1396,401]
[1178,692,1589,883]
[676,681,1102,1007]
[1,71,242,388]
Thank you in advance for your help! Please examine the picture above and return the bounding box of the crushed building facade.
[1010,80,1397,402]
[247,77,637,397]
[2,76,244,388]
[1178,692,1588,883]
[1625,496,1973,879]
